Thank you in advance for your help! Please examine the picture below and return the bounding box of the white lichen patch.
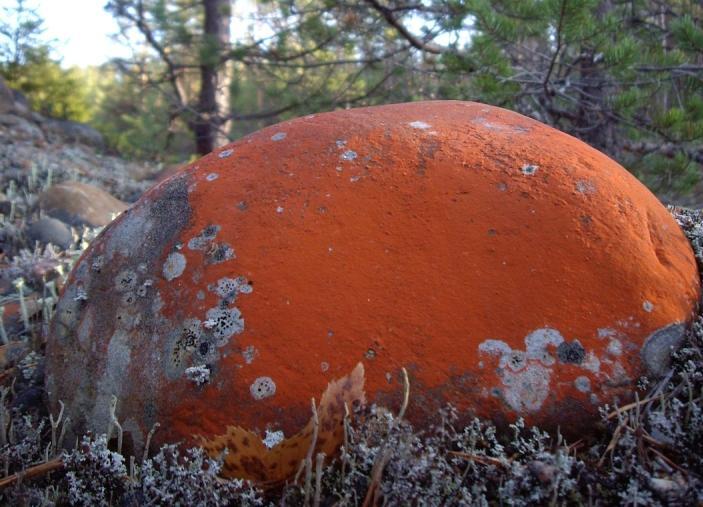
[162,252,186,281]
[91,255,104,272]
[185,365,210,386]
[597,327,617,338]
[574,376,591,393]
[607,339,623,356]
[575,179,597,194]
[341,150,357,161]
[478,327,603,413]
[276,206,284,213]
[188,225,221,251]
[408,121,431,130]
[336,139,347,148]
[262,429,285,449]
[209,276,251,299]
[478,339,512,359]
[205,307,244,343]
[502,364,551,413]
[250,376,276,400]
[321,361,330,372]
[525,328,564,365]
[643,300,654,312]
[242,345,257,364]
[218,149,234,158]
[580,351,601,373]
[206,173,219,182]
[74,287,89,301]
[521,164,539,175]
[271,132,287,141]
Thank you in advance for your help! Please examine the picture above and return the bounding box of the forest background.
[1,0,702,199]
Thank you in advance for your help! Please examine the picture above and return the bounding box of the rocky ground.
[0,78,702,505]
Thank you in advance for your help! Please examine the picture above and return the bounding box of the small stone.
[38,181,128,227]
[26,217,72,249]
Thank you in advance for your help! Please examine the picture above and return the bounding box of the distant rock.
[0,77,15,114]
[11,88,30,112]
[0,114,45,144]
[42,118,104,149]
[38,181,128,227]
[26,217,73,250]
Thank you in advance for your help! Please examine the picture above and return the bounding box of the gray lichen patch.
[271,132,287,141]
[206,173,219,182]
[188,225,221,251]
[218,148,233,158]
[114,269,138,292]
[46,175,193,453]
[250,376,276,400]
[641,323,685,377]
[162,252,186,281]
[120,291,137,306]
[643,300,654,313]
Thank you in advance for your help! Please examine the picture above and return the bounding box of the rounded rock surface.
[46,101,700,481]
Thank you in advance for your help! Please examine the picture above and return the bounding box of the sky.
[0,0,127,67]
[0,0,259,68]
[1,1,467,68]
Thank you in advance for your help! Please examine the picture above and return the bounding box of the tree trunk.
[193,0,232,155]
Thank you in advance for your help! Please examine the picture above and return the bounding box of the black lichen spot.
[199,341,210,356]
[115,269,138,292]
[557,341,586,364]
[208,243,235,264]
[171,320,202,367]
[203,224,219,237]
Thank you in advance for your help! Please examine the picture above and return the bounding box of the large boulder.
[38,181,128,227]
[42,118,104,149]
[46,101,700,482]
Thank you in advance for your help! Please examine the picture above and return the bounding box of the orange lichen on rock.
[45,101,700,481]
